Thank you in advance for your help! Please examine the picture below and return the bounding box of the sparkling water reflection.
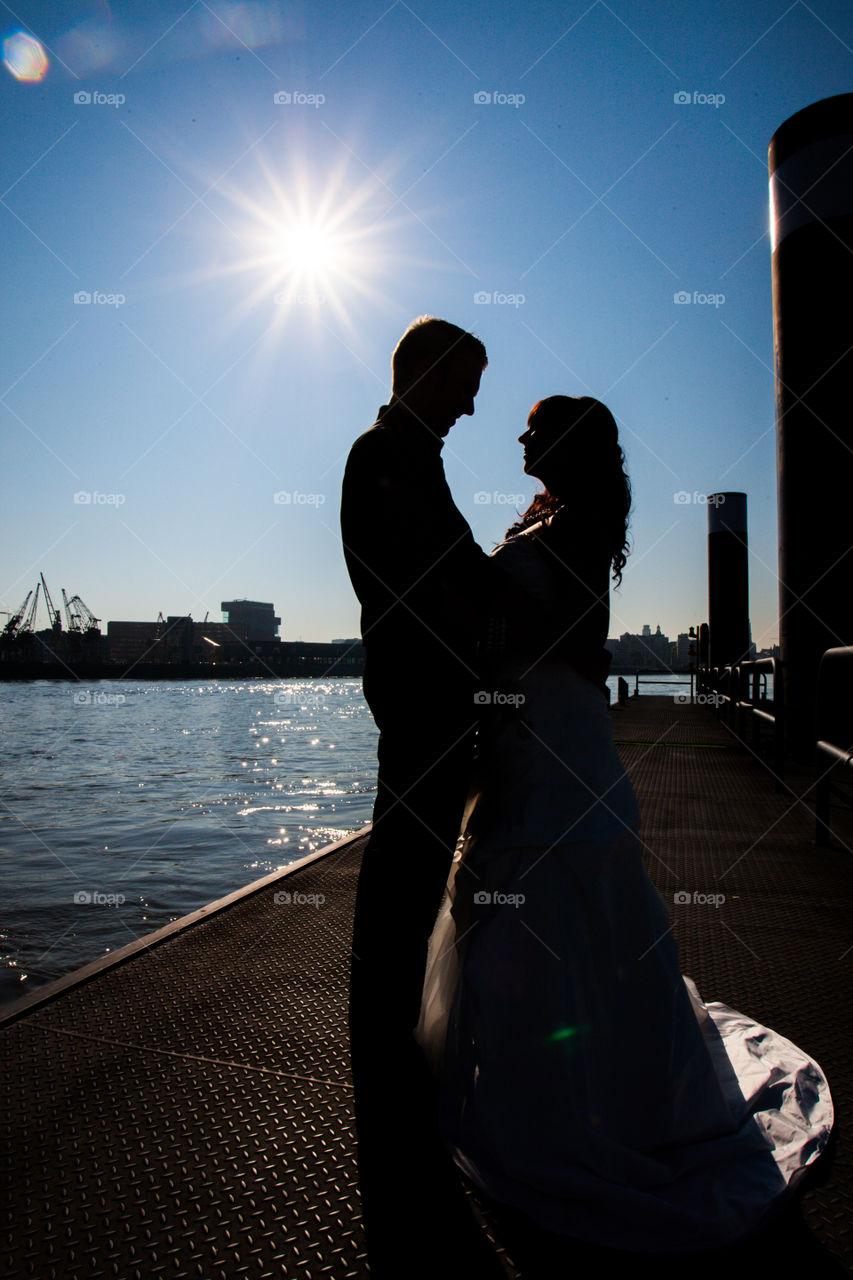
[0,674,698,1007]
[0,679,377,1006]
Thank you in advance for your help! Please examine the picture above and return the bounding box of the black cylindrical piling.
[770,93,853,758]
[708,493,750,671]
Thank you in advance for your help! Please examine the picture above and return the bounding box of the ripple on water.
[0,678,377,1004]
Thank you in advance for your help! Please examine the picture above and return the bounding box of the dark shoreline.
[0,662,691,683]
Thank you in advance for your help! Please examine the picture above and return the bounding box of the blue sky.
[2,1,852,648]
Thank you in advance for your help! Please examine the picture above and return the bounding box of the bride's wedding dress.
[416,523,833,1253]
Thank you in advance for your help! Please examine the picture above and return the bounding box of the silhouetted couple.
[340,317,832,1278]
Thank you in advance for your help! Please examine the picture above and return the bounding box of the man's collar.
[377,401,444,451]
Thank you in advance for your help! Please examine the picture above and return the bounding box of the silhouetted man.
[341,317,502,1278]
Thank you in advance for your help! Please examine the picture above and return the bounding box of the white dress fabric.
[415,526,833,1253]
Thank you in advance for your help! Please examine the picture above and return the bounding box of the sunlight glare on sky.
[2,1,853,647]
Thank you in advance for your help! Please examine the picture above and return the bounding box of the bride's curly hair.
[505,396,632,586]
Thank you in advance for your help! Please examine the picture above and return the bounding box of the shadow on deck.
[2,697,851,1277]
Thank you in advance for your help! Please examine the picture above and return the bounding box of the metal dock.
[3,697,851,1277]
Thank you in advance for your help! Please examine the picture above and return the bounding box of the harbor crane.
[61,589,78,632]
[19,583,40,635]
[76,597,100,635]
[62,590,101,637]
[2,589,34,637]
[40,574,63,636]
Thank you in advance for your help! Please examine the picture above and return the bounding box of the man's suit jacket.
[340,401,489,704]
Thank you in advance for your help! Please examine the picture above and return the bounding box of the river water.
[0,679,377,1007]
[0,674,694,1007]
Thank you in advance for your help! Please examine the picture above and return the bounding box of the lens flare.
[3,31,49,82]
[547,1024,587,1043]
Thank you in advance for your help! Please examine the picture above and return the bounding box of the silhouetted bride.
[416,395,833,1252]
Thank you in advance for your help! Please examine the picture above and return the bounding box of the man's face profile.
[423,355,483,436]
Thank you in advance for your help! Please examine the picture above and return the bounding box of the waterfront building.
[220,600,281,642]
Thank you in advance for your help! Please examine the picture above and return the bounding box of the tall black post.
[708,493,750,671]
[770,94,853,758]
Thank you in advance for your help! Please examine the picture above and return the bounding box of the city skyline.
[9,574,769,662]
[4,2,853,646]
[0,570,755,654]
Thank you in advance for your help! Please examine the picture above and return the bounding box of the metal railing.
[737,658,785,788]
[698,659,785,788]
[815,646,853,848]
[630,668,695,697]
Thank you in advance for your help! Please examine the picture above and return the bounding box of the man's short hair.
[391,316,487,391]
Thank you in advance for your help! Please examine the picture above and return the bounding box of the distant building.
[108,615,250,664]
[607,625,695,671]
[221,600,281,642]
[107,620,166,665]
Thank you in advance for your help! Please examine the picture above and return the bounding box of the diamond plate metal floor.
[3,699,851,1278]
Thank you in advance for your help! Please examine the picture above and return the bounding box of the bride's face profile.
[519,407,572,491]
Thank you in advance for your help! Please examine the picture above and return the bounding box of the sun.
[204,162,398,336]
[158,141,415,354]
[277,222,342,280]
